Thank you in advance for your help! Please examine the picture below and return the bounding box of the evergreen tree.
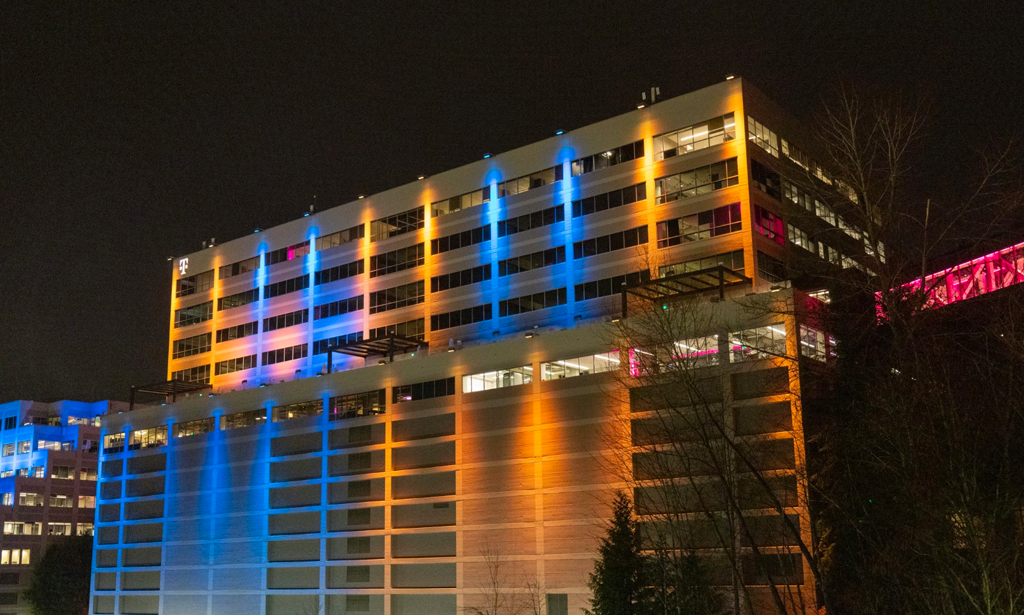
[23,534,92,615]
[587,491,650,615]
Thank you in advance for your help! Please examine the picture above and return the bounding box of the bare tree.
[464,547,529,615]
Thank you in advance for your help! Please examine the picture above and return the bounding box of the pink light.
[880,239,1024,314]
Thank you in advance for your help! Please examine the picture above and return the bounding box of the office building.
[93,78,876,615]
[0,399,110,614]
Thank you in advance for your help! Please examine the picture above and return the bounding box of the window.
[836,215,863,241]
[653,113,736,160]
[264,309,309,332]
[81,468,98,481]
[78,495,96,509]
[463,366,532,393]
[47,522,71,536]
[800,325,827,361]
[571,182,647,219]
[781,137,812,170]
[654,158,739,203]
[175,270,214,298]
[571,140,644,177]
[267,240,311,266]
[668,335,721,368]
[498,167,558,198]
[547,594,569,615]
[215,354,256,375]
[171,365,211,384]
[754,205,785,245]
[316,224,365,252]
[77,523,94,536]
[128,426,167,451]
[3,522,41,536]
[757,251,788,283]
[18,493,44,507]
[575,270,651,301]
[262,344,309,366]
[216,321,258,343]
[656,203,741,248]
[313,295,364,320]
[171,332,212,359]
[313,332,364,355]
[542,351,620,380]
[431,225,491,255]
[0,573,17,585]
[573,226,649,259]
[35,440,59,452]
[329,389,386,421]
[1,444,12,457]
[751,160,782,200]
[49,494,73,508]
[431,304,492,331]
[272,400,322,422]
[174,417,216,438]
[787,224,818,255]
[103,433,125,454]
[264,275,310,299]
[174,301,213,328]
[498,205,564,238]
[431,188,489,218]
[747,116,779,157]
[0,493,10,506]
[369,318,424,342]
[218,288,259,311]
[783,180,814,212]
[347,565,371,582]
[393,378,456,403]
[0,550,30,566]
[219,255,261,280]
[431,265,491,293]
[815,200,837,226]
[659,250,745,278]
[369,281,425,314]
[369,244,424,278]
[222,409,266,430]
[51,466,75,479]
[315,259,364,286]
[347,595,370,612]
[2,417,14,430]
[730,324,787,362]
[499,288,567,317]
[499,246,565,277]
[17,441,30,454]
[370,207,424,242]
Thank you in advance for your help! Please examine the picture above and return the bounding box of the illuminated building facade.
[0,400,109,615]
[93,78,874,614]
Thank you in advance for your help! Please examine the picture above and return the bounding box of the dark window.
[659,250,745,277]
[370,207,424,242]
[751,160,782,201]
[313,332,364,355]
[431,225,491,255]
[0,573,18,585]
[656,203,742,247]
[267,241,311,266]
[571,182,647,218]
[316,224,365,251]
[261,344,309,366]
[170,365,210,384]
[368,281,425,314]
[430,189,489,217]
[171,333,212,359]
[497,205,565,237]
[369,244,424,278]
[497,167,558,198]
[313,295,364,321]
[315,259,364,286]
[430,265,491,293]
[498,246,566,277]
[430,304,493,331]
[571,140,644,177]
[219,256,260,280]
[218,289,259,311]
[757,251,788,283]
[573,226,649,259]
[574,270,651,301]
[3,418,15,430]
[215,355,256,375]
[175,270,214,298]
[264,275,310,299]
[264,309,309,332]
[369,318,424,342]
[393,377,456,404]
[329,389,386,420]
[174,301,213,328]
[499,288,567,317]
[216,321,258,343]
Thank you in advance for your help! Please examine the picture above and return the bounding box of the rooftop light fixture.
[483,153,492,159]
[417,175,426,180]
[725,74,735,80]
[358,194,366,199]
[555,129,564,135]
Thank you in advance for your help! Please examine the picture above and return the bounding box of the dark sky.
[2,1,1022,402]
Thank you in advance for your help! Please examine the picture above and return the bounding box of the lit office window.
[102,433,125,454]
[392,378,455,404]
[272,400,322,422]
[799,325,827,362]
[730,324,788,362]
[497,167,557,198]
[370,207,424,242]
[462,366,533,393]
[0,550,30,566]
[128,426,168,451]
[542,351,620,380]
[747,116,779,157]
[173,418,216,438]
[432,188,489,218]
[653,113,736,160]
[329,390,386,421]
[222,409,267,430]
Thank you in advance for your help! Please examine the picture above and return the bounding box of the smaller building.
[0,399,116,615]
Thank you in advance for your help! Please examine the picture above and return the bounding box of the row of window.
[370,244,424,278]
[499,246,565,277]
[314,295,364,321]
[571,140,645,177]
[313,332,364,355]
[314,259,363,286]
[368,281,425,315]
[659,250,745,278]
[431,265,491,293]
[575,271,651,302]
[265,274,310,300]
[263,344,309,367]
[498,205,563,238]
[653,112,736,161]
[171,333,211,359]
[573,226,649,259]
[431,225,491,255]
[264,309,309,333]
[216,355,256,376]
[655,158,740,204]
[430,304,492,332]
[499,288,567,317]
[174,270,213,298]
[572,182,646,219]
[268,241,311,266]
[656,202,742,248]
[370,207,424,242]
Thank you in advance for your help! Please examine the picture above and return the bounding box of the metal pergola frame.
[129,379,211,412]
[325,333,425,373]
[621,265,752,317]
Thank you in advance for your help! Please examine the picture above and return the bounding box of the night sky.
[2,1,1022,402]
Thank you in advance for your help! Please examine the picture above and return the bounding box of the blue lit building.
[93,78,876,615]
[0,399,110,614]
